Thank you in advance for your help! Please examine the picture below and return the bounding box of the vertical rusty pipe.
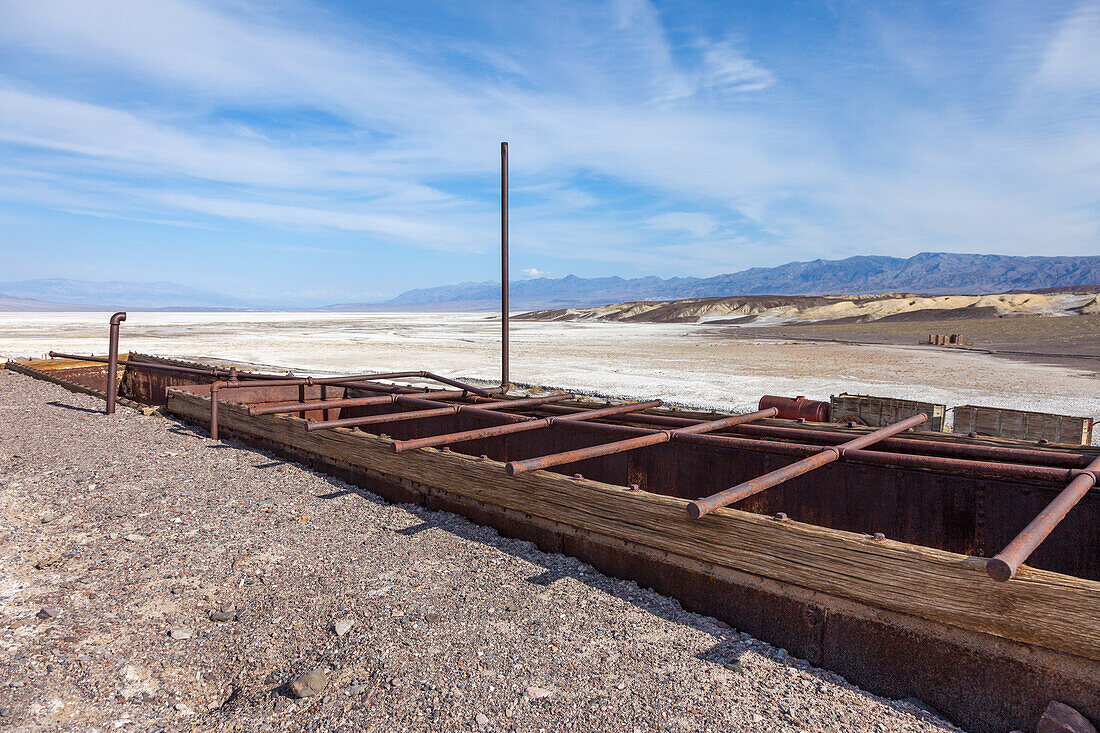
[501,141,510,390]
[105,312,126,414]
[986,455,1100,581]
[298,383,306,420]
[209,381,227,441]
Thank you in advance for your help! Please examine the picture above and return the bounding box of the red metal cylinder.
[758,395,830,422]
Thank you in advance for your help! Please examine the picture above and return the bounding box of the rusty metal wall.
[46,364,111,392]
[332,400,1100,580]
[120,367,211,405]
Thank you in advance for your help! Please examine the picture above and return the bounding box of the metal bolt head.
[573,473,584,480]
[479,455,489,461]
[872,532,886,541]
[773,512,789,521]
[627,483,639,491]
[441,447,451,452]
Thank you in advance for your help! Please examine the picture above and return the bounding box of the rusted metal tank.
[758,394,830,422]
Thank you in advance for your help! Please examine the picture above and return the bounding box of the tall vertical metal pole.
[501,141,510,390]
[106,312,126,415]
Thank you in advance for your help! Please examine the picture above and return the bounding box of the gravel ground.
[0,369,959,732]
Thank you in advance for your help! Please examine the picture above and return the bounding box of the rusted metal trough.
[7,345,1098,733]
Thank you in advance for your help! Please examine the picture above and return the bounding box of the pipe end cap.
[986,557,1014,582]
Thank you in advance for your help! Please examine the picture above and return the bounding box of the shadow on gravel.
[372,508,953,728]
[390,515,753,669]
[46,400,102,414]
[169,425,208,439]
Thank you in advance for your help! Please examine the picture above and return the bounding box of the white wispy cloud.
[646,212,719,238]
[1032,4,1100,94]
[698,39,776,93]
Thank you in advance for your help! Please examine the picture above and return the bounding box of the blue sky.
[0,1,1097,306]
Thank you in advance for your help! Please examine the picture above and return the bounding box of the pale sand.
[519,292,1100,324]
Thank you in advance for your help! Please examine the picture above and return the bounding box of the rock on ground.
[0,369,960,731]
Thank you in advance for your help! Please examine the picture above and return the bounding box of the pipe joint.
[110,312,127,325]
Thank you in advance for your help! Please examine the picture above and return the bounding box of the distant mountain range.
[0,293,108,312]
[331,252,1100,311]
[3,253,1099,312]
[0,278,258,311]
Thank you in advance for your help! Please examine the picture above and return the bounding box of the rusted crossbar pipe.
[194,371,493,395]
[248,390,467,416]
[46,352,433,390]
[105,312,126,415]
[421,372,495,396]
[304,394,574,432]
[505,408,779,476]
[986,455,1100,581]
[688,413,928,518]
[392,400,664,453]
[528,403,1088,469]
[550,418,1080,483]
[245,382,491,413]
[50,351,227,378]
[223,370,426,385]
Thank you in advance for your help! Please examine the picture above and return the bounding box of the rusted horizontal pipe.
[528,403,1089,469]
[532,418,1082,484]
[391,400,664,453]
[680,432,1081,483]
[247,390,466,416]
[306,404,476,430]
[50,351,225,378]
[48,353,473,394]
[423,372,497,396]
[505,408,778,476]
[212,376,476,440]
[220,377,410,389]
[986,455,1100,581]
[719,422,1087,467]
[305,394,573,432]
[204,372,494,395]
[688,413,928,519]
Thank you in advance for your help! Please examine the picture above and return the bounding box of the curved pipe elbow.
[110,312,127,325]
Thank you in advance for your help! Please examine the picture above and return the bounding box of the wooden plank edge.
[6,359,145,412]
